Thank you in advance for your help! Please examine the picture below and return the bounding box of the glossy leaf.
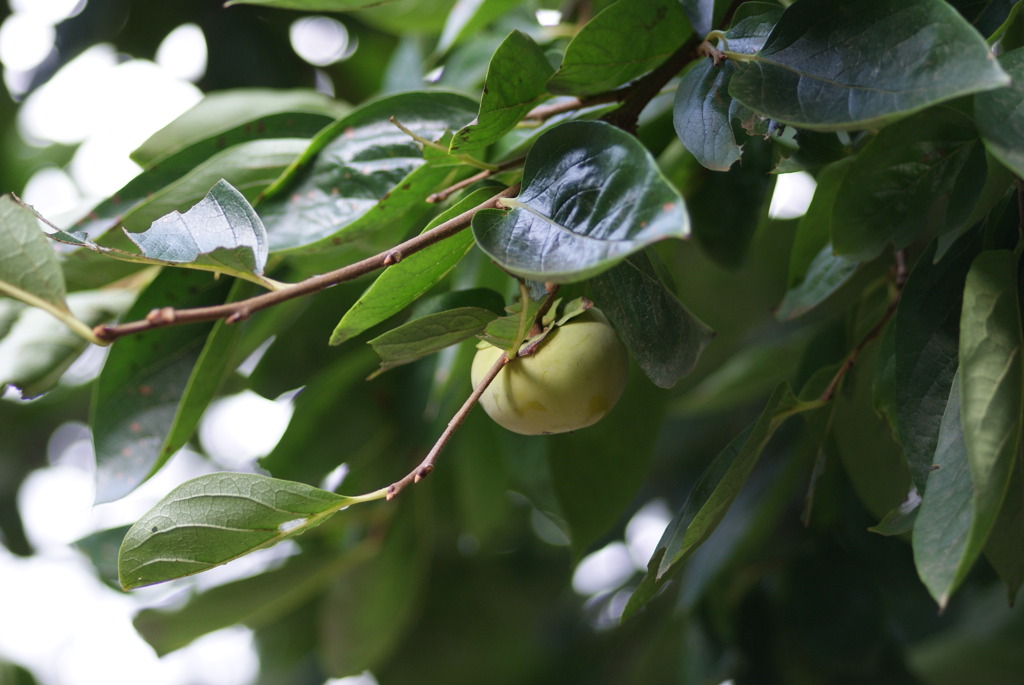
[330,187,494,346]
[590,251,713,388]
[624,382,805,620]
[125,180,270,280]
[91,269,236,503]
[257,92,478,253]
[976,47,1024,177]
[913,371,974,606]
[729,0,1010,131]
[472,120,689,282]
[831,108,985,261]
[957,249,1023,597]
[367,306,499,377]
[895,234,981,492]
[438,0,521,53]
[673,2,783,171]
[118,472,360,589]
[450,31,554,155]
[547,0,690,96]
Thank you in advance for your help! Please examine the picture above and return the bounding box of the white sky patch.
[536,10,562,27]
[199,390,294,469]
[290,16,354,67]
[0,13,56,72]
[572,541,635,597]
[625,499,672,571]
[768,170,817,220]
[156,23,208,82]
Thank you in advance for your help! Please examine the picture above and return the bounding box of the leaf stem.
[389,116,498,172]
[427,156,525,204]
[93,186,519,342]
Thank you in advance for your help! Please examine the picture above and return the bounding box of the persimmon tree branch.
[93,185,519,342]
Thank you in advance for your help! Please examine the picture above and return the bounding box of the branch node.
[146,307,177,325]
[383,250,403,266]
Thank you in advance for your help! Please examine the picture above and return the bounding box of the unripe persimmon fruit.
[470,308,628,435]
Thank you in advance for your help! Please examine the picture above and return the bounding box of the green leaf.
[957,248,1023,598]
[673,2,783,171]
[438,0,521,53]
[984,457,1024,604]
[118,472,362,590]
[472,120,689,282]
[729,0,1010,131]
[547,0,691,97]
[71,138,313,241]
[590,251,713,388]
[125,180,270,280]
[329,187,495,346]
[775,244,860,321]
[257,91,478,253]
[449,31,554,155]
[367,306,499,377]
[895,234,982,492]
[680,0,734,36]
[134,552,357,656]
[976,47,1024,177]
[0,196,100,343]
[623,382,806,620]
[831,108,986,261]
[91,270,237,503]
[912,371,975,606]
[0,289,135,398]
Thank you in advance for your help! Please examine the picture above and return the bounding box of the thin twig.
[523,91,623,122]
[427,157,525,204]
[94,186,519,342]
[819,251,908,403]
[386,350,508,500]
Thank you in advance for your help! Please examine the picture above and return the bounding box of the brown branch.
[386,350,508,500]
[94,185,519,342]
[427,156,526,204]
[523,91,624,123]
[819,251,908,403]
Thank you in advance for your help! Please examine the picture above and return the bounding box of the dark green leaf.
[329,188,495,346]
[831,108,985,261]
[126,180,270,280]
[547,0,690,96]
[590,251,713,388]
[225,0,397,8]
[957,248,1023,596]
[681,0,734,36]
[91,269,236,503]
[775,245,860,321]
[673,2,783,171]
[624,382,805,619]
[449,31,554,155]
[976,47,1024,177]
[438,0,523,53]
[257,92,478,253]
[985,457,1024,604]
[729,0,1010,130]
[472,120,689,282]
[368,306,499,376]
[895,234,982,492]
[118,472,360,589]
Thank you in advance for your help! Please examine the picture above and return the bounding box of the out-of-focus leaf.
[547,0,690,97]
[367,306,499,377]
[985,458,1024,604]
[913,371,975,606]
[473,121,689,282]
[91,270,236,503]
[125,180,270,281]
[673,2,783,171]
[257,91,477,253]
[775,245,860,321]
[438,0,521,53]
[71,138,312,241]
[118,472,364,590]
[831,108,986,262]
[330,187,496,346]
[624,382,805,620]
[225,0,397,8]
[729,0,1010,130]
[895,234,981,492]
[681,0,734,35]
[976,47,1024,177]
[0,289,135,398]
[449,31,554,155]
[590,251,713,388]
[0,196,99,343]
[957,249,1023,600]
[134,551,360,656]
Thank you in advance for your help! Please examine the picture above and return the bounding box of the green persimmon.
[470,307,628,435]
